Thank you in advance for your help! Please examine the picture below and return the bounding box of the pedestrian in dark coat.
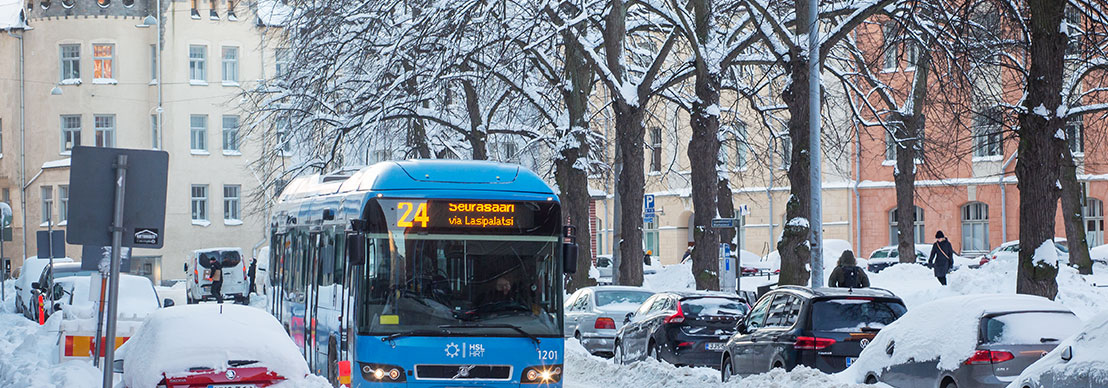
[248,258,257,295]
[928,230,956,286]
[209,257,224,304]
[828,250,870,288]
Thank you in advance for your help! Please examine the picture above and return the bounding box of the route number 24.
[397,202,429,228]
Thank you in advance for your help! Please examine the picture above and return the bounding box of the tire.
[864,375,878,384]
[771,361,784,371]
[326,338,338,386]
[721,356,734,382]
[942,380,958,388]
[574,331,581,341]
[614,342,625,365]
[187,295,195,304]
[647,341,661,362]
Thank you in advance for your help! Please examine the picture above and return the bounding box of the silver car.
[1011,312,1108,388]
[564,286,654,355]
[861,302,1082,387]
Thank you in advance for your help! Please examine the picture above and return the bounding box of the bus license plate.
[845,357,855,367]
[209,385,256,388]
[706,343,725,351]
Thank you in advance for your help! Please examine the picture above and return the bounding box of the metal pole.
[156,0,163,149]
[807,0,824,288]
[101,155,128,388]
[17,30,27,265]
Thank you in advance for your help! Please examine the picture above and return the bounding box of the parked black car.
[614,291,750,367]
[720,286,907,380]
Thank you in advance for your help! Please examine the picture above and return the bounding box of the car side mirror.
[53,303,63,312]
[624,312,634,323]
[562,226,578,274]
[30,282,39,289]
[183,263,188,272]
[1060,345,1072,362]
[163,298,175,308]
[112,359,124,373]
[736,321,749,334]
[52,284,65,300]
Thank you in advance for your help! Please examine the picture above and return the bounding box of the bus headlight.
[358,362,406,382]
[521,365,562,384]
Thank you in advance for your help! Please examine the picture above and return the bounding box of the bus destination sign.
[386,200,534,230]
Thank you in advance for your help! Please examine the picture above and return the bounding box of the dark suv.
[720,286,907,380]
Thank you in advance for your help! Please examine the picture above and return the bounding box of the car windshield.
[356,234,561,336]
[811,298,907,332]
[870,250,889,259]
[595,290,651,308]
[1055,242,1069,253]
[983,311,1081,345]
[681,297,748,317]
[596,257,611,268]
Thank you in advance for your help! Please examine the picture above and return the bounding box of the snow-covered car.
[27,262,96,322]
[185,247,250,304]
[976,239,1070,268]
[594,255,657,284]
[13,256,74,317]
[55,273,170,362]
[1090,244,1108,265]
[866,244,972,273]
[564,286,654,355]
[1009,311,1108,388]
[114,304,309,388]
[846,294,1081,388]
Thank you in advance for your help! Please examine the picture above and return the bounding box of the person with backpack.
[928,230,956,286]
[828,250,870,288]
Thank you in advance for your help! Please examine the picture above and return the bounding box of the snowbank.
[564,339,885,387]
[0,314,101,388]
[1008,310,1108,388]
[842,294,1070,381]
[0,0,27,30]
[117,304,309,388]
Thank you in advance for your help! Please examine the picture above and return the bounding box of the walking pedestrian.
[248,258,257,295]
[643,250,652,266]
[828,250,870,288]
[928,230,955,286]
[209,257,224,304]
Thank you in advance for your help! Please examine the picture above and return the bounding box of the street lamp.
[136,11,162,149]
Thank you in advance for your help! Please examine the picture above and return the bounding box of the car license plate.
[208,385,256,388]
[845,357,855,367]
[706,343,725,351]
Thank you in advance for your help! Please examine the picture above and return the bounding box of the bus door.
[306,231,322,367]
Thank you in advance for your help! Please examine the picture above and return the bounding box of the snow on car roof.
[843,294,1071,380]
[118,304,307,388]
[193,247,244,253]
[1012,310,1108,387]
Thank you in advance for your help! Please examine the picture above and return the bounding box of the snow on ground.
[564,339,886,388]
[0,314,101,388]
[643,261,778,293]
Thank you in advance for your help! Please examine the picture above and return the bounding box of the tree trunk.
[687,0,721,290]
[559,16,597,292]
[718,179,736,251]
[777,54,812,286]
[615,102,646,286]
[893,115,918,264]
[1016,0,1065,300]
[462,80,488,160]
[1060,148,1093,274]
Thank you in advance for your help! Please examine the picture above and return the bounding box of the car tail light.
[594,317,616,330]
[664,303,685,324]
[194,269,199,283]
[964,350,1015,365]
[676,342,693,348]
[794,336,836,350]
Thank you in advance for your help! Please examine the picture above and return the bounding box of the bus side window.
[334,233,346,285]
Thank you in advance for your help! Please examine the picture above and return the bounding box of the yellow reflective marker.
[379,315,399,325]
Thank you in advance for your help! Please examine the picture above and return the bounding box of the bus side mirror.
[562,225,578,274]
[347,233,366,266]
[183,263,188,272]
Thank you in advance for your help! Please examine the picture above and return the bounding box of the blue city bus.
[267,160,577,387]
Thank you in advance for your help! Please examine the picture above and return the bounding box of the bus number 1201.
[397,202,429,228]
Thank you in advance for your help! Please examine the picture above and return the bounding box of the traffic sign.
[711,218,739,228]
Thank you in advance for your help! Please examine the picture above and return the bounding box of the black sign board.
[36,230,66,258]
[79,245,132,273]
[66,146,169,248]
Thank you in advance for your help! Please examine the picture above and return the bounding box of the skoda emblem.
[859,338,871,350]
[225,369,237,380]
[453,365,476,379]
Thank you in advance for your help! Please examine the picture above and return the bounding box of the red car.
[114,304,310,388]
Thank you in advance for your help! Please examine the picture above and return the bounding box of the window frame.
[190,114,208,151]
[222,115,240,152]
[972,107,1004,158]
[882,22,898,72]
[59,44,81,81]
[188,45,207,83]
[223,184,241,221]
[961,202,991,253]
[889,206,926,245]
[58,185,69,222]
[649,127,662,172]
[60,114,81,153]
[41,185,54,224]
[221,46,239,84]
[92,43,115,81]
[191,184,209,221]
[93,114,115,147]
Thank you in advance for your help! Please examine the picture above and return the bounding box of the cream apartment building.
[0,0,288,282]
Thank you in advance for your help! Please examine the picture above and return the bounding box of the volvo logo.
[453,365,476,379]
[859,338,871,350]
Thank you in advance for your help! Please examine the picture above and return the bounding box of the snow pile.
[1008,310,1108,388]
[643,262,697,292]
[1034,240,1061,267]
[117,304,309,388]
[1,279,13,313]
[0,0,27,30]
[564,339,884,387]
[55,274,160,321]
[0,314,101,388]
[1091,244,1108,263]
[255,0,293,26]
[842,294,1069,381]
[270,375,334,388]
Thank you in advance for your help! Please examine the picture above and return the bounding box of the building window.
[92,44,114,80]
[223,184,241,221]
[190,0,199,17]
[222,115,239,151]
[1065,5,1082,55]
[778,132,791,169]
[643,219,659,258]
[905,41,919,71]
[882,22,898,71]
[150,114,159,149]
[221,46,239,84]
[885,130,897,161]
[94,114,115,147]
[735,122,748,170]
[190,115,208,151]
[961,202,990,253]
[59,185,69,222]
[889,206,925,246]
[276,118,291,153]
[150,44,157,81]
[227,0,237,19]
[191,185,208,221]
[61,115,81,153]
[209,0,218,18]
[59,44,80,81]
[1086,197,1104,247]
[490,141,517,162]
[371,150,391,163]
[189,45,206,82]
[41,186,53,224]
[1066,113,1083,154]
[972,107,1003,157]
[650,127,662,172]
[275,48,290,77]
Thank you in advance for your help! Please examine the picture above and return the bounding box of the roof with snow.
[255,0,291,27]
[0,0,28,30]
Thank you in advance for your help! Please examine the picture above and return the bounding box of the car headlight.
[521,365,562,384]
[357,362,406,382]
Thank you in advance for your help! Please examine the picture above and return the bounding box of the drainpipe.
[999,151,1017,241]
[768,150,775,250]
[854,123,862,254]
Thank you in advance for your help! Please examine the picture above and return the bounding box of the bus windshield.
[356,233,562,337]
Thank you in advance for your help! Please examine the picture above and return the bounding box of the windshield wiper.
[381,328,451,342]
[439,323,541,346]
[1040,337,1060,343]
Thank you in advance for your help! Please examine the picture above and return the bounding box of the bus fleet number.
[397,202,429,228]
[538,350,559,361]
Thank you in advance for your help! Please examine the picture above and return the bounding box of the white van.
[184,248,249,304]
